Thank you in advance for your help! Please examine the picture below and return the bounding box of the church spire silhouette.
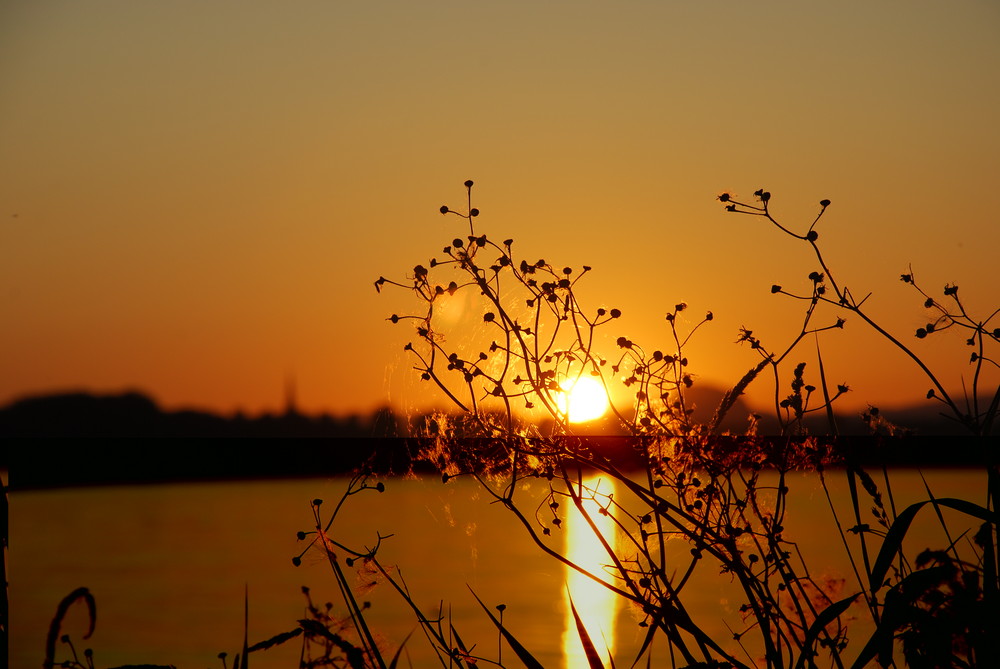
[284,372,300,417]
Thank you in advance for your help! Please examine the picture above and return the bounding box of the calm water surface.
[10,469,988,668]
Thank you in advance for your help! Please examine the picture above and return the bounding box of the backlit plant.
[721,189,999,437]
[313,182,998,668]
[43,182,998,669]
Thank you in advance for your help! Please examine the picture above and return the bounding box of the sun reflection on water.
[563,474,618,668]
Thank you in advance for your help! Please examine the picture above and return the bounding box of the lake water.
[9,468,989,668]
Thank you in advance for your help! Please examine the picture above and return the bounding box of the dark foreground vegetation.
[30,183,999,668]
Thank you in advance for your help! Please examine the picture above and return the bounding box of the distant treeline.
[0,391,419,489]
[0,390,403,438]
[0,387,978,439]
[0,391,992,490]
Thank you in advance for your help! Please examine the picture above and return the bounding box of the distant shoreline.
[6,436,996,492]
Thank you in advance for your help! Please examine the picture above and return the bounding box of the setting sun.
[558,376,610,423]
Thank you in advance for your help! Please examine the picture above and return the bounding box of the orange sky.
[1,1,998,420]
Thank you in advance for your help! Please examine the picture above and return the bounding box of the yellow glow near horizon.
[563,475,618,668]
[557,376,610,423]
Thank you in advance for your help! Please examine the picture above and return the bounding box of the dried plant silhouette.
[721,189,999,437]
[378,182,998,439]
[375,179,729,439]
[44,183,997,669]
[368,182,998,667]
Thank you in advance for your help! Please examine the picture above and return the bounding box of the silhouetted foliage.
[40,183,999,669]
[353,182,999,667]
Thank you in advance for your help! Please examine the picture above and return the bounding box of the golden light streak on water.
[563,474,618,668]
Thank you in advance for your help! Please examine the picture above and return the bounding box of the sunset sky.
[2,1,998,421]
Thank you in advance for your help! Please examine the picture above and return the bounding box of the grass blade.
[869,497,996,591]
[815,335,838,435]
[792,593,858,669]
[850,620,892,669]
[975,520,1000,666]
[629,621,658,669]
[387,630,414,669]
[568,590,606,669]
[451,626,479,669]
[468,587,544,669]
[853,566,953,669]
[239,585,249,669]
[919,471,965,564]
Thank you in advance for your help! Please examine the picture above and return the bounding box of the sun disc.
[560,376,610,423]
